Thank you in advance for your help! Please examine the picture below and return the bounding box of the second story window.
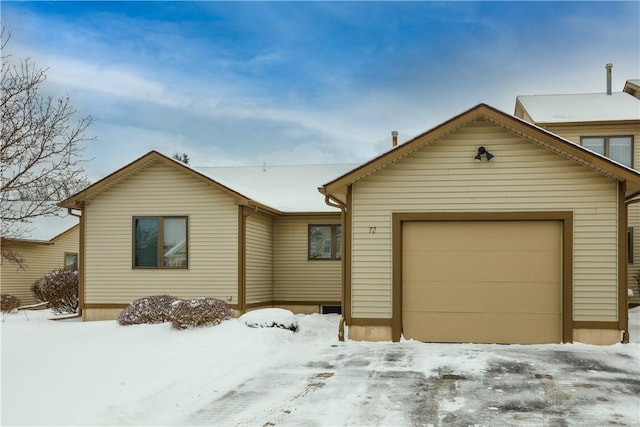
[581,136,633,168]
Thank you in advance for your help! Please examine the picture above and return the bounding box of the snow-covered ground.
[2,307,639,426]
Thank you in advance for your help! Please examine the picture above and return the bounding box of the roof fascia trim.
[58,151,258,209]
[321,103,640,196]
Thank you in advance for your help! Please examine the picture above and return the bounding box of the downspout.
[67,208,83,319]
[324,194,347,341]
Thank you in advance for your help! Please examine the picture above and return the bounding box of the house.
[514,69,640,308]
[57,67,638,346]
[58,152,354,321]
[319,103,640,345]
[1,222,79,306]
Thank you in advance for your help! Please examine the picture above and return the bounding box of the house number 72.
[369,227,377,234]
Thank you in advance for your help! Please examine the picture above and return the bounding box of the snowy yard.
[2,307,639,426]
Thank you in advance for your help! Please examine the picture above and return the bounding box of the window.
[629,227,634,264]
[133,216,188,269]
[64,252,78,270]
[308,224,341,260]
[581,136,633,168]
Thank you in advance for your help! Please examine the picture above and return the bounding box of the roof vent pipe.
[606,63,613,95]
[392,131,398,147]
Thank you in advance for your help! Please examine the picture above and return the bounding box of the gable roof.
[515,92,640,124]
[59,151,353,214]
[196,164,355,213]
[320,103,640,199]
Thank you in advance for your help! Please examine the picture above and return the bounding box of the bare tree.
[172,152,190,165]
[1,28,94,266]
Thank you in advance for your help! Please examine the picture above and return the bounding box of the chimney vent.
[606,63,613,95]
[392,131,398,147]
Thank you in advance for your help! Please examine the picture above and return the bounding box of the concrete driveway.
[184,341,640,426]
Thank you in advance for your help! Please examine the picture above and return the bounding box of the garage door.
[402,220,562,344]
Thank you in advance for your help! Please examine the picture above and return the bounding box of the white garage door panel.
[402,220,562,344]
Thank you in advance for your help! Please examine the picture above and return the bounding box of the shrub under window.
[133,216,188,268]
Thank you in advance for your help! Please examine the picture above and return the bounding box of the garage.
[402,220,562,344]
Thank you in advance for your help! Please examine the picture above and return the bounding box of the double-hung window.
[308,224,341,260]
[133,216,188,269]
[581,136,633,168]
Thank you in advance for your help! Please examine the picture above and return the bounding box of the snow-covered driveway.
[2,309,639,426]
[182,341,639,427]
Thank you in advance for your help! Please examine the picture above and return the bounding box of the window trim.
[629,227,634,265]
[308,224,341,261]
[580,135,634,168]
[132,216,189,269]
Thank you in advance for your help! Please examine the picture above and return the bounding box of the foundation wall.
[83,308,124,321]
[573,329,622,345]
[347,325,393,342]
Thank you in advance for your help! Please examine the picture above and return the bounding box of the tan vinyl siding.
[542,123,640,290]
[245,212,273,304]
[541,123,639,166]
[84,162,238,304]
[351,119,619,321]
[273,215,341,302]
[1,226,79,306]
[630,204,640,289]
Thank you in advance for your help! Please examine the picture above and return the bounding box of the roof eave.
[536,119,640,127]
[321,103,640,198]
[58,151,269,211]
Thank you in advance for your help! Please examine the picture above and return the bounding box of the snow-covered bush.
[31,269,78,315]
[30,281,46,303]
[169,297,233,329]
[1,294,21,312]
[239,308,299,332]
[118,295,179,326]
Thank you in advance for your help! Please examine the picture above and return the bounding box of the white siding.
[351,119,619,321]
[84,162,239,304]
[245,212,273,304]
[273,215,341,302]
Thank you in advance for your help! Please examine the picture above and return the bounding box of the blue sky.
[3,1,639,181]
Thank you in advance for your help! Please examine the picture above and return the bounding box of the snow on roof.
[194,163,357,212]
[516,92,640,123]
[627,79,640,86]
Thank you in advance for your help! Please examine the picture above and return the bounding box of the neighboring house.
[1,224,79,306]
[515,73,640,308]
[58,152,354,322]
[320,103,640,345]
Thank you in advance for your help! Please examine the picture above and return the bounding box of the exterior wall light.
[474,146,494,161]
